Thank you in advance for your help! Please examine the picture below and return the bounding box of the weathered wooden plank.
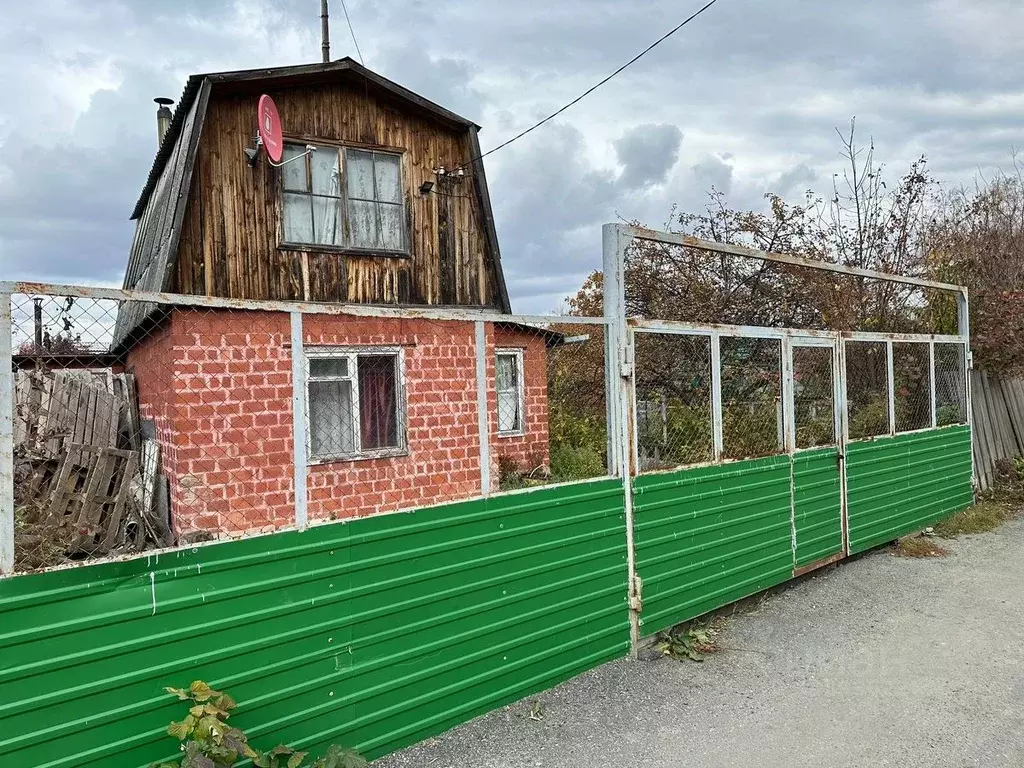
[971,371,995,487]
[174,78,498,309]
[987,372,1016,461]
[99,449,140,552]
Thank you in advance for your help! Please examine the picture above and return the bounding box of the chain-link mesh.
[493,321,608,491]
[793,345,835,449]
[634,332,713,471]
[9,294,613,572]
[935,342,968,426]
[720,337,783,460]
[892,341,932,432]
[845,340,890,439]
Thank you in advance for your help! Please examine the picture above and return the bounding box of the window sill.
[309,448,409,465]
[279,242,411,259]
[497,431,525,439]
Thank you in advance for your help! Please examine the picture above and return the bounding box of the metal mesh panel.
[8,292,612,573]
[720,337,783,460]
[845,340,890,439]
[495,321,608,491]
[935,342,968,426]
[892,342,932,432]
[633,333,713,471]
[793,345,836,449]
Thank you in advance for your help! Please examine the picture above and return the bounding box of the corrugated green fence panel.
[0,478,628,768]
[793,447,843,568]
[633,455,794,637]
[847,425,974,554]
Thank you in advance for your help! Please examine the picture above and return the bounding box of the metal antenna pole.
[321,0,331,63]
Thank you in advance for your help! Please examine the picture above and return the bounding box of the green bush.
[550,443,605,481]
[849,397,889,439]
[936,403,962,427]
[722,402,780,459]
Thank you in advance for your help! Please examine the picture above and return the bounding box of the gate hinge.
[628,574,643,612]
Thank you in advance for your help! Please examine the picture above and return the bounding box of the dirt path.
[376,517,1024,767]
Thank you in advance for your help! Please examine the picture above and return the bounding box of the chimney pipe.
[155,97,174,146]
[321,0,330,63]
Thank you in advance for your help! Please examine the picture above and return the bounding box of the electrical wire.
[457,0,721,170]
[339,0,365,66]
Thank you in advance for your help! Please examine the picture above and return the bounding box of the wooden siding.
[173,80,496,308]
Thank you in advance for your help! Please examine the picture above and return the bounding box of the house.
[113,59,555,536]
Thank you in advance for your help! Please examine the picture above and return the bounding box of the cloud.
[614,123,682,189]
[1,0,1022,314]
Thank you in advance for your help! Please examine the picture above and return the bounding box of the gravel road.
[376,516,1024,768]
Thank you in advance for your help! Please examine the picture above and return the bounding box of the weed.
[893,536,949,558]
[152,681,365,768]
[656,622,721,662]
[933,501,1016,538]
[528,700,544,721]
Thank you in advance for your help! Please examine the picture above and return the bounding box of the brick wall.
[127,310,295,536]
[488,325,551,488]
[127,311,551,536]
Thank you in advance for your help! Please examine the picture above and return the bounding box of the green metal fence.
[792,447,843,569]
[633,455,794,637]
[846,425,974,553]
[0,479,628,767]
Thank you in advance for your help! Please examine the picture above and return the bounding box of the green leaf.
[189,705,206,719]
[189,680,216,702]
[287,752,308,768]
[268,744,295,757]
[319,746,367,768]
[168,715,197,740]
[194,714,223,741]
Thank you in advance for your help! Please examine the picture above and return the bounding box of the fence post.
[709,333,724,460]
[957,289,977,492]
[290,312,308,529]
[0,292,12,574]
[475,321,491,498]
[602,223,640,653]
[886,340,896,435]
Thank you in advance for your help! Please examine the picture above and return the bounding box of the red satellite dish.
[257,94,283,164]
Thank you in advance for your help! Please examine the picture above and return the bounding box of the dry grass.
[893,536,949,558]
[933,501,1017,538]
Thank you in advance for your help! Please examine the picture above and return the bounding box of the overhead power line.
[458,0,721,170]
[339,0,365,66]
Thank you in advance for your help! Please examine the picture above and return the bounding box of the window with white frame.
[306,349,405,461]
[281,143,406,252]
[496,349,525,435]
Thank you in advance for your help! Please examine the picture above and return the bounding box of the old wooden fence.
[971,370,1024,490]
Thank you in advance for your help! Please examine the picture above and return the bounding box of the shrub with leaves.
[151,681,366,768]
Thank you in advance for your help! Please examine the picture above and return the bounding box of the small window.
[307,349,405,461]
[496,349,525,436]
[281,143,406,253]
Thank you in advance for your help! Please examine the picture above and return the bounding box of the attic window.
[281,143,407,253]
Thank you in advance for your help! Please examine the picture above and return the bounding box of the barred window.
[307,349,405,461]
[496,349,524,435]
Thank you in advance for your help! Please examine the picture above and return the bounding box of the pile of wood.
[13,369,172,570]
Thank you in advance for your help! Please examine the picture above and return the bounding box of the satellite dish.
[257,94,283,164]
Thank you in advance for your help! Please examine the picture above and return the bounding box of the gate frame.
[603,223,973,654]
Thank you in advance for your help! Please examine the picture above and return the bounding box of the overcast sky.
[1,0,1022,313]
